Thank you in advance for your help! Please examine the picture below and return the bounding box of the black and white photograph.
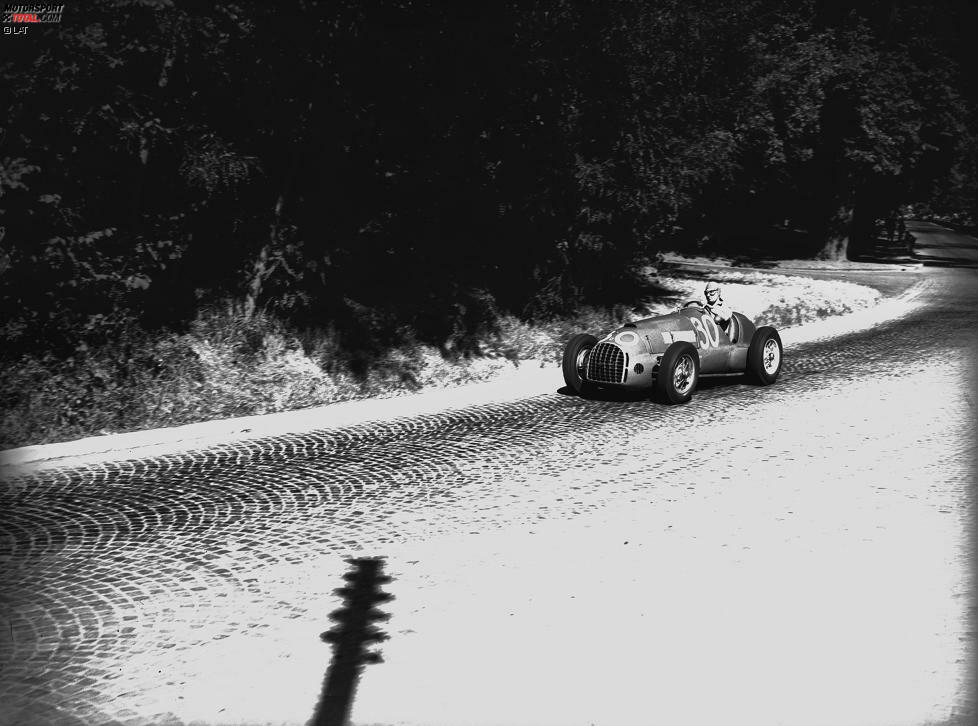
[1,2,976,725]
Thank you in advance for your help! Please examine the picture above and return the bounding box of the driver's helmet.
[704,281,721,305]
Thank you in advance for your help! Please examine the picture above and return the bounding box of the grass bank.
[0,270,882,450]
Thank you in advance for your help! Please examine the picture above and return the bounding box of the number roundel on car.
[701,314,720,347]
[689,315,720,348]
[614,331,638,345]
[689,317,707,347]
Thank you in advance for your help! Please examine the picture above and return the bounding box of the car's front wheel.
[747,326,783,385]
[562,333,597,395]
[654,341,700,404]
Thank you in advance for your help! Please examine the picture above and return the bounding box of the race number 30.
[689,315,720,348]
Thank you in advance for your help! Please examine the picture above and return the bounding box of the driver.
[703,281,732,330]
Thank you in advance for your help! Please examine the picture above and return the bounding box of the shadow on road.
[557,374,758,402]
[311,558,394,726]
[913,255,978,268]
[658,228,918,268]
[847,235,916,264]
[906,219,978,267]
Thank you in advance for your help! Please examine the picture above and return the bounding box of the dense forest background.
[1,0,977,444]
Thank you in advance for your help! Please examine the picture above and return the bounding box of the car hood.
[598,310,701,354]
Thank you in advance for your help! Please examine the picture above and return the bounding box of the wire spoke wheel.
[655,341,699,404]
[562,333,598,395]
[762,339,780,374]
[673,354,695,395]
[748,327,783,385]
[576,348,589,377]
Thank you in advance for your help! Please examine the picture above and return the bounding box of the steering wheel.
[681,300,705,310]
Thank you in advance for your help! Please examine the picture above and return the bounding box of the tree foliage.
[1,0,975,358]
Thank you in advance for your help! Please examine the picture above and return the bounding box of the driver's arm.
[711,302,732,321]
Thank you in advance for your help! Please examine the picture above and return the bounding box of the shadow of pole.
[310,557,394,726]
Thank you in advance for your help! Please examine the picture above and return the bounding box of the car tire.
[747,326,783,385]
[562,333,598,396]
[654,341,699,404]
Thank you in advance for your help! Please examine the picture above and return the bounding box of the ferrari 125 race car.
[562,300,783,404]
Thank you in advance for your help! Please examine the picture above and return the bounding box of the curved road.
[1,225,976,726]
[909,220,978,266]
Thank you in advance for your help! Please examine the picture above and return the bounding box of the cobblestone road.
[1,263,976,726]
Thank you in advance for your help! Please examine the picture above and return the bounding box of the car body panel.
[583,307,760,390]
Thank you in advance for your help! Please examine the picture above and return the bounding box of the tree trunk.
[816,233,848,261]
[815,205,852,261]
[845,194,880,260]
[243,191,286,320]
[243,243,271,320]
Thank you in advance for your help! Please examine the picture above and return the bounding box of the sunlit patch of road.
[344,358,972,726]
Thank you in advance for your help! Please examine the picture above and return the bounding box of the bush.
[0,299,524,448]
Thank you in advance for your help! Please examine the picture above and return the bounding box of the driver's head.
[704,281,721,304]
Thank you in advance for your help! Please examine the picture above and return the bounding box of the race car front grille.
[586,342,627,384]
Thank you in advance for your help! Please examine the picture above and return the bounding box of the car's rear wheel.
[747,326,783,385]
[562,333,598,396]
[654,341,699,404]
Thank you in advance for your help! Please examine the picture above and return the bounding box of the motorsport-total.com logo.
[2,3,64,34]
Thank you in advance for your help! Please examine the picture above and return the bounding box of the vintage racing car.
[562,301,783,404]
